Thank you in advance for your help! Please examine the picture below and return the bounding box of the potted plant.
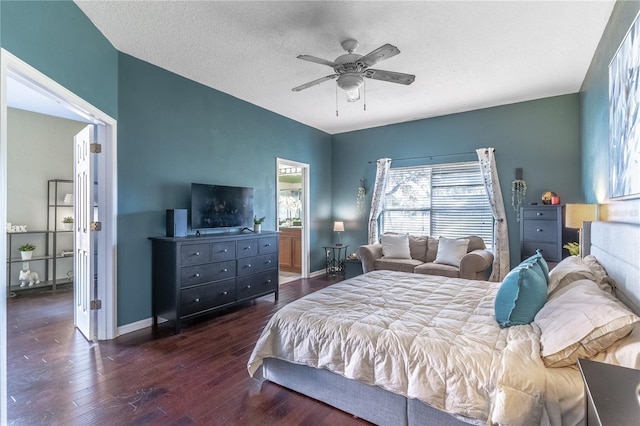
[253,216,265,233]
[18,243,36,260]
[62,216,74,231]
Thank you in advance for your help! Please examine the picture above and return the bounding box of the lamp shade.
[333,221,345,232]
[565,204,598,229]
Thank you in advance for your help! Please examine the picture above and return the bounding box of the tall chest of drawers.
[151,231,279,333]
[519,205,564,263]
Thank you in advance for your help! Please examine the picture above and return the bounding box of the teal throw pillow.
[523,250,550,282]
[494,261,548,328]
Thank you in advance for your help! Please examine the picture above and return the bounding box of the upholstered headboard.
[583,221,640,315]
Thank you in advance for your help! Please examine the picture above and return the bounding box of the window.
[382,161,494,249]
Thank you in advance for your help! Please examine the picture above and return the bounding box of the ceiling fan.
[292,39,416,103]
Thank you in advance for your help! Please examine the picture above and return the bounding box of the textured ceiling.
[74,1,615,135]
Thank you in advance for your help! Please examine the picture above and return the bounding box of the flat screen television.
[191,183,254,230]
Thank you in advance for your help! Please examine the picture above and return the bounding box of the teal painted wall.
[581,1,640,203]
[0,0,118,118]
[117,54,333,325]
[331,94,582,268]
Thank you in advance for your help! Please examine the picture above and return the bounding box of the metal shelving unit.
[5,179,74,295]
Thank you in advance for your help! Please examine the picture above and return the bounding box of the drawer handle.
[223,248,228,253]
[536,213,543,216]
[536,229,543,232]
[266,279,271,284]
[222,291,228,296]
[194,273,200,278]
[247,285,251,289]
[194,298,200,303]
[246,264,252,268]
[265,243,271,247]
[266,260,272,264]
[222,268,228,272]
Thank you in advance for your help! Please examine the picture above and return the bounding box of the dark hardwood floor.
[7,277,371,425]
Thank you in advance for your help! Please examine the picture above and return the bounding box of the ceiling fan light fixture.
[345,88,360,102]
[337,73,363,102]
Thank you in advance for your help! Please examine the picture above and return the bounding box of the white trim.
[276,158,310,278]
[117,318,160,336]
[0,50,119,396]
[0,49,8,426]
[309,269,326,278]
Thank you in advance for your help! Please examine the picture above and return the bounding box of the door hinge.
[90,143,102,153]
[90,300,102,310]
[90,221,102,231]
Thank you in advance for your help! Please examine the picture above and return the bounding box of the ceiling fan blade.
[358,44,400,67]
[292,74,338,92]
[297,55,337,68]
[365,69,415,85]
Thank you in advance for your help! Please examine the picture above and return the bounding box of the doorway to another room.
[277,159,309,284]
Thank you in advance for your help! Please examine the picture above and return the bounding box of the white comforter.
[248,271,551,425]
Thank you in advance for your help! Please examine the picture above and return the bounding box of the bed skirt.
[259,358,473,426]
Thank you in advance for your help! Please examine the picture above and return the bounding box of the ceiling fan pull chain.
[335,83,339,117]
[364,79,367,111]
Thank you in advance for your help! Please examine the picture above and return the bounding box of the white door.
[74,125,95,341]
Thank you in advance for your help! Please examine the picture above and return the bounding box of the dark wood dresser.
[519,205,564,263]
[150,231,279,333]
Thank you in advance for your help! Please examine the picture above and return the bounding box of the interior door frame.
[0,49,118,420]
[276,158,310,278]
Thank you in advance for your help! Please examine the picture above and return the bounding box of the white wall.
[7,108,85,282]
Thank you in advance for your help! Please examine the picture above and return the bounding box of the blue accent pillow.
[494,261,548,328]
[523,249,550,282]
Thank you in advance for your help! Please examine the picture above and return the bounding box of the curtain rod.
[367,149,492,164]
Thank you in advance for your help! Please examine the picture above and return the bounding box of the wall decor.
[609,10,640,199]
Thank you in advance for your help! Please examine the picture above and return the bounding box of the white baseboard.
[117,317,166,336]
[309,269,325,278]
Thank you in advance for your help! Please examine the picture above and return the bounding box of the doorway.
[276,159,309,283]
[1,50,118,422]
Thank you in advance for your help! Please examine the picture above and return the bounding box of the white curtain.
[476,148,510,281]
[368,158,392,244]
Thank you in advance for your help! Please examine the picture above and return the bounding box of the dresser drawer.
[180,260,236,287]
[521,242,560,261]
[181,243,210,266]
[258,236,278,254]
[237,253,278,276]
[211,241,236,262]
[522,208,558,221]
[237,238,259,258]
[522,220,559,243]
[237,270,278,301]
[180,280,236,317]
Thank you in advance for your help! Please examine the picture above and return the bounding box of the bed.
[248,221,640,425]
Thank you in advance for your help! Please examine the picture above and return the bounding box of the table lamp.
[565,204,598,256]
[333,221,345,246]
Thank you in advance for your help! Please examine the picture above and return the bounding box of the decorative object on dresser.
[150,231,279,333]
[578,359,640,426]
[166,209,187,237]
[565,203,598,256]
[253,216,265,233]
[520,205,564,263]
[333,221,344,245]
[541,191,558,205]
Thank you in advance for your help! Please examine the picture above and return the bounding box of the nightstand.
[520,205,564,262]
[578,358,640,425]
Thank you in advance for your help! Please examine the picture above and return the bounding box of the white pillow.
[381,234,411,259]
[434,237,470,267]
[534,279,639,367]
[594,323,640,369]
[547,256,595,295]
